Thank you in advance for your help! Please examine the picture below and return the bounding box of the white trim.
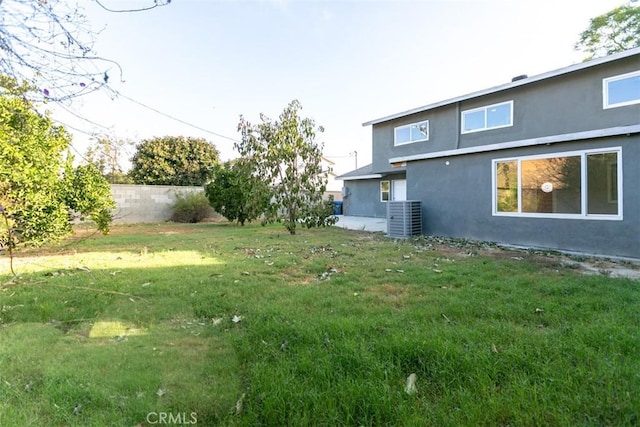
[603,69,640,109]
[380,180,390,202]
[363,47,640,127]
[461,100,513,134]
[492,147,622,221]
[389,125,640,164]
[337,173,383,181]
[391,179,407,201]
[493,159,519,214]
[394,120,429,146]
[607,161,618,203]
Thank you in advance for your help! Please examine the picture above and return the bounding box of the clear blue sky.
[51,0,627,175]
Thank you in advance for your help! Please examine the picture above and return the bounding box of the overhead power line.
[54,119,98,138]
[114,91,241,143]
[49,119,93,163]
[55,102,113,132]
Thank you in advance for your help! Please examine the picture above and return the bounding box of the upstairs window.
[603,70,640,109]
[394,120,429,146]
[462,101,513,134]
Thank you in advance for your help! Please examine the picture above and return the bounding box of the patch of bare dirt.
[559,259,640,280]
[409,235,640,280]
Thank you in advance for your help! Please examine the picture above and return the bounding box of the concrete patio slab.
[333,215,387,233]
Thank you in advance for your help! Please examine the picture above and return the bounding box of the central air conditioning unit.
[387,200,422,238]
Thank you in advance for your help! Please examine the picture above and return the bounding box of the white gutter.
[336,173,383,181]
[389,125,640,164]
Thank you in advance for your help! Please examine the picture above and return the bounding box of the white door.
[392,179,407,201]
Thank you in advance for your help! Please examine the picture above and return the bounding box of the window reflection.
[521,156,581,214]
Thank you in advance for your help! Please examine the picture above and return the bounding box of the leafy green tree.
[575,3,640,60]
[235,100,337,235]
[129,136,220,186]
[61,160,115,234]
[205,159,270,226]
[0,94,69,246]
[0,78,114,250]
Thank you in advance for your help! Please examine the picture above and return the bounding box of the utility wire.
[114,90,241,143]
[55,102,113,132]
[51,89,242,163]
[53,118,97,138]
[50,89,241,159]
[50,119,93,163]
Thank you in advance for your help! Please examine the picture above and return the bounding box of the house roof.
[335,163,381,180]
[335,163,407,180]
[363,47,640,127]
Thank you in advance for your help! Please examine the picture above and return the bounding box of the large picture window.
[493,148,621,219]
[603,70,640,109]
[462,101,513,134]
[394,120,429,146]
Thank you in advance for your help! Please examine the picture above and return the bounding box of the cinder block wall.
[110,184,203,224]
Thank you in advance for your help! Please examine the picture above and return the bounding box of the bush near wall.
[110,184,209,224]
[171,191,214,223]
[110,184,335,224]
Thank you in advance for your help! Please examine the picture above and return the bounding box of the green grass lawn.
[1,223,639,426]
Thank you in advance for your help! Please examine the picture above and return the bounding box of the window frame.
[380,180,390,202]
[607,161,618,203]
[603,70,640,109]
[394,120,429,146]
[461,100,513,134]
[491,147,622,220]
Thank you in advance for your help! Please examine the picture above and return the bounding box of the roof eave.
[363,47,640,127]
[335,173,383,181]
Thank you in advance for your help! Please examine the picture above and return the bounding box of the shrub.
[170,191,213,223]
[205,161,270,226]
[61,163,115,234]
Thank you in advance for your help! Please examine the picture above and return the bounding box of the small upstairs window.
[394,120,429,146]
[461,101,513,134]
[603,70,640,109]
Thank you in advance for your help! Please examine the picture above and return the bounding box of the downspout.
[455,101,461,150]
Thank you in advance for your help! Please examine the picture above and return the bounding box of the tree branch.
[93,0,171,13]
[43,283,148,301]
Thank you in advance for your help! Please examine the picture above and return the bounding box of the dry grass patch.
[364,283,411,306]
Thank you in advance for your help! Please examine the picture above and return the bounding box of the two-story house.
[337,47,640,258]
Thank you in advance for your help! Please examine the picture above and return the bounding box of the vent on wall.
[387,201,422,238]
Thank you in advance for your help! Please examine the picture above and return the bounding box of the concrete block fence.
[110,184,203,224]
[109,184,339,224]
